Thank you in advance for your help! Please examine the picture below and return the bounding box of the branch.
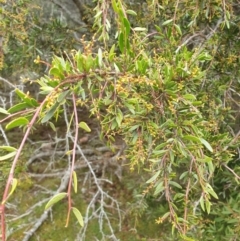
[223,164,240,181]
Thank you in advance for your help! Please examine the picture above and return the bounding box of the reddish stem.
[65,94,79,227]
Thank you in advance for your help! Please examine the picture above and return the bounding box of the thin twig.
[223,164,240,180]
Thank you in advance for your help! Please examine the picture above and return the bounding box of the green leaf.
[84,55,94,72]
[207,161,214,174]
[41,102,60,123]
[49,67,64,79]
[199,196,205,212]
[205,200,211,214]
[15,88,26,99]
[72,207,84,227]
[116,109,123,126]
[174,24,182,35]
[29,98,39,107]
[98,48,103,67]
[49,122,56,132]
[0,151,17,161]
[169,150,174,162]
[0,146,17,152]
[78,121,91,132]
[0,107,9,115]
[162,212,170,220]
[183,135,201,143]
[199,138,213,152]
[111,119,118,130]
[75,51,84,72]
[183,94,196,100]
[57,90,71,103]
[118,32,124,53]
[179,171,188,180]
[111,0,119,13]
[206,184,218,199]
[128,124,140,132]
[154,181,164,196]
[15,89,39,107]
[40,86,54,95]
[169,181,182,189]
[114,63,120,73]
[126,9,137,16]
[5,117,29,130]
[123,17,130,37]
[2,178,18,204]
[8,103,29,113]
[109,44,115,62]
[146,170,160,183]
[133,27,147,31]
[197,155,212,163]
[73,171,78,193]
[8,178,18,198]
[45,192,67,210]
[162,19,173,26]
[94,10,102,19]
[152,149,168,155]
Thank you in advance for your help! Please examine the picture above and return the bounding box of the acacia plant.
[1,0,240,240]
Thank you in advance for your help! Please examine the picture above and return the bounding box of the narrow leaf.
[208,188,218,199]
[109,44,115,61]
[169,181,182,189]
[183,135,200,143]
[5,117,29,130]
[118,32,124,53]
[72,207,84,227]
[0,146,17,152]
[133,27,147,31]
[146,170,160,183]
[41,102,60,123]
[174,24,182,35]
[73,171,78,193]
[199,196,205,212]
[162,19,173,26]
[126,9,137,16]
[15,88,26,99]
[94,10,102,18]
[98,48,103,67]
[111,0,119,13]
[57,90,71,103]
[78,121,91,132]
[49,67,64,79]
[179,171,188,180]
[0,151,17,161]
[114,63,120,73]
[205,200,211,214]
[154,181,164,196]
[45,192,67,210]
[123,18,130,37]
[49,122,56,132]
[15,89,38,107]
[183,94,196,100]
[8,103,29,113]
[0,107,9,115]
[199,138,213,152]
[2,178,18,204]
[206,184,218,199]
[9,178,18,198]
[116,109,123,126]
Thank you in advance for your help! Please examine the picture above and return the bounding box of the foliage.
[0,0,78,77]
[1,0,240,240]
